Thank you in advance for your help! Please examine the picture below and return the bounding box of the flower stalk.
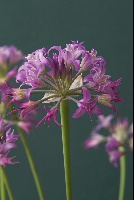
[17,127,45,200]
[0,167,6,200]
[0,166,14,200]
[8,102,45,200]
[118,147,126,200]
[60,100,72,200]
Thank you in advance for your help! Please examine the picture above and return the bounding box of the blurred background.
[0,0,133,199]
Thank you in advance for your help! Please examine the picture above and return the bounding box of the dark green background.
[0,0,133,199]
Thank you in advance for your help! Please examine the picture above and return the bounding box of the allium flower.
[0,45,23,67]
[0,46,24,103]
[85,115,133,167]
[0,116,19,167]
[6,41,123,125]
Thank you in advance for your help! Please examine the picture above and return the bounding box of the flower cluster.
[0,116,19,167]
[0,45,24,101]
[0,45,38,134]
[6,41,123,126]
[85,115,133,167]
[0,45,24,67]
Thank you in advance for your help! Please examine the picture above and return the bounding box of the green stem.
[118,147,126,200]
[60,100,72,200]
[0,166,14,200]
[17,128,45,200]
[0,168,6,200]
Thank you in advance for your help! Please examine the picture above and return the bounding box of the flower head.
[0,45,23,67]
[5,41,123,126]
[85,115,133,167]
[0,46,24,103]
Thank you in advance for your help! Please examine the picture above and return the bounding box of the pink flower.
[85,115,133,167]
[4,41,123,127]
[95,115,114,130]
[106,138,121,152]
[0,152,18,167]
[17,121,32,134]
[85,133,106,148]
[98,94,118,114]
[84,64,111,92]
[4,84,32,106]
[0,116,19,167]
[73,87,103,118]
[0,45,24,66]
[9,101,38,119]
[37,106,61,127]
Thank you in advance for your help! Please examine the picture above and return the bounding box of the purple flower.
[4,84,31,105]
[0,116,19,167]
[0,152,18,167]
[95,115,114,131]
[73,87,103,118]
[0,45,24,66]
[80,50,103,70]
[84,64,111,92]
[9,101,38,119]
[103,78,124,103]
[106,138,121,152]
[16,60,45,88]
[17,121,32,134]
[85,133,106,148]
[0,46,24,103]
[85,115,133,167]
[113,119,130,143]
[26,48,47,63]
[97,94,118,113]
[37,106,61,127]
[4,41,123,126]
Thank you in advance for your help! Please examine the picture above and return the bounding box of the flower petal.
[72,107,85,118]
